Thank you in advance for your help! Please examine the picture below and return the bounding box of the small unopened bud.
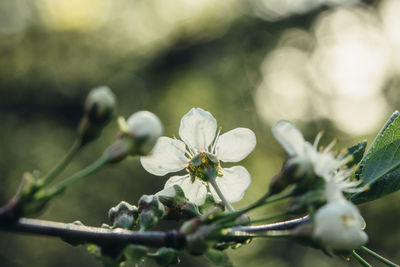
[148,248,180,266]
[123,245,148,263]
[126,111,163,155]
[108,201,138,230]
[102,111,163,163]
[156,186,200,220]
[85,86,116,123]
[269,156,314,195]
[78,86,117,145]
[137,195,164,231]
[186,225,216,255]
[204,248,233,267]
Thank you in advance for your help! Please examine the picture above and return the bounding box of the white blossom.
[313,180,368,250]
[140,108,256,206]
[272,120,354,180]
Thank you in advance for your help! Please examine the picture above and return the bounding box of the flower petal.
[165,175,207,205]
[179,108,217,152]
[216,128,256,162]
[272,120,305,157]
[210,166,251,203]
[313,200,368,250]
[140,137,187,176]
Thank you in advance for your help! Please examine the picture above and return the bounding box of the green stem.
[219,212,286,229]
[214,188,293,225]
[208,177,234,212]
[41,139,82,187]
[360,246,400,267]
[37,155,110,199]
[352,251,372,267]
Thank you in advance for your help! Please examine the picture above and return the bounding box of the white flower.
[140,108,256,206]
[272,120,352,180]
[313,182,368,250]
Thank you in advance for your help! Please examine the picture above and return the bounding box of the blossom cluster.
[140,107,368,252]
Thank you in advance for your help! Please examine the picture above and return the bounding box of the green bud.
[123,245,148,264]
[78,86,117,145]
[148,248,180,266]
[137,195,164,231]
[204,248,233,267]
[156,185,200,220]
[186,225,217,255]
[108,201,138,230]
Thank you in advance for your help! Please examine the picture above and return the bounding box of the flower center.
[187,152,223,183]
[341,214,356,229]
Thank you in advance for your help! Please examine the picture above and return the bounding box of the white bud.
[312,199,368,251]
[126,111,163,155]
[85,86,117,122]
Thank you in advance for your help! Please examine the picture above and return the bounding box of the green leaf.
[355,111,400,179]
[345,140,367,168]
[350,111,400,204]
[204,249,233,267]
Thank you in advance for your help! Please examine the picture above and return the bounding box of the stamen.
[324,138,337,153]
[171,135,192,159]
[313,130,324,149]
[211,126,222,154]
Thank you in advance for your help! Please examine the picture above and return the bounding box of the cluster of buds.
[108,201,139,230]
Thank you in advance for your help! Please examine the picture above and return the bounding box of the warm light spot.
[37,0,112,31]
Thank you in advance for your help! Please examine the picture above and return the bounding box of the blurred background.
[0,0,399,266]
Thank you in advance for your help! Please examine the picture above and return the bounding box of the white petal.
[272,120,305,157]
[313,201,368,250]
[210,166,251,203]
[165,175,207,205]
[179,108,217,152]
[140,137,187,176]
[155,186,176,198]
[216,128,256,162]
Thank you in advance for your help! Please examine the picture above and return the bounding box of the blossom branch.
[0,217,186,248]
[0,215,313,248]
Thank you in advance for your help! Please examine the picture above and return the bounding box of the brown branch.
[0,217,186,249]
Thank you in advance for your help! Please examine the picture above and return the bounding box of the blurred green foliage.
[1,0,399,266]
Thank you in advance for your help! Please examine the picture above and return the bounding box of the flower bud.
[186,225,216,255]
[123,245,148,263]
[78,86,117,145]
[269,156,314,195]
[108,201,138,230]
[137,195,164,231]
[148,248,180,266]
[126,111,163,155]
[85,86,116,123]
[156,185,200,220]
[312,200,368,251]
